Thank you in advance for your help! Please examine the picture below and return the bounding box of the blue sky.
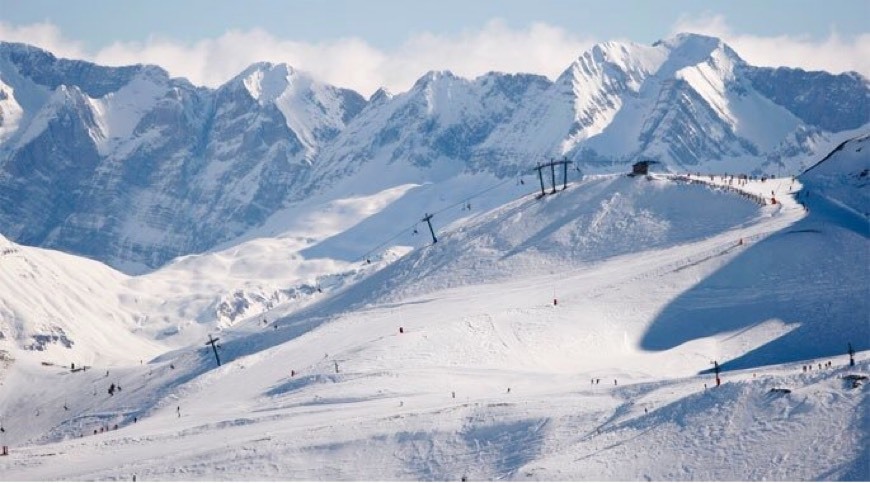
[1,0,867,95]
[2,0,866,50]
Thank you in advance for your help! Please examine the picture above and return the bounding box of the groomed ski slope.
[0,172,867,480]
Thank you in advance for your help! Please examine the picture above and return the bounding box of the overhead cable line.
[356,161,578,263]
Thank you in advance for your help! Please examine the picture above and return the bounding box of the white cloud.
[385,20,596,92]
[671,14,870,77]
[1,20,594,96]
[2,18,867,99]
[0,21,86,59]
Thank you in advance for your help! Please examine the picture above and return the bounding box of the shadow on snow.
[641,192,869,372]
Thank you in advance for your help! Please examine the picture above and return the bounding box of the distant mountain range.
[1,33,867,272]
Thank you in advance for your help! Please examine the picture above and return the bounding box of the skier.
[108,383,116,396]
[176,406,181,418]
[399,327,404,334]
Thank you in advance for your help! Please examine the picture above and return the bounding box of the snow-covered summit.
[225,60,366,157]
[368,86,394,104]
[237,61,297,103]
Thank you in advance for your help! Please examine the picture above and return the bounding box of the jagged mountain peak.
[231,61,301,103]
[241,60,296,75]
[368,87,394,104]
[369,86,393,99]
[558,33,744,89]
[557,39,663,91]
[0,40,171,99]
[227,61,366,123]
[0,40,53,60]
[411,70,462,89]
[656,33,745,75]
[654,32,725,52]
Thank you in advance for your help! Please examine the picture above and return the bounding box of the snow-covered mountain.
[0,43,365,272]
[0,34,867,272]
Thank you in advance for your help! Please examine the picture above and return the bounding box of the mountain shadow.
[640,193,869,372]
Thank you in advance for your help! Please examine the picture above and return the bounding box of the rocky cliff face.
[0,44,366,272]
[0,34,867,272]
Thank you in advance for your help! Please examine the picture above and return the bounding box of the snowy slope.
[0,234,165,365]
[800,133,870,217]
[0,163,866,480]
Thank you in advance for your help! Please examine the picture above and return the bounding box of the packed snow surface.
[0,164,867,480]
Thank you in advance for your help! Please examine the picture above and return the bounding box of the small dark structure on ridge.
[630,160,659,176]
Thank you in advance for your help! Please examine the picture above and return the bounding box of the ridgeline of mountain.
[0,34,867,272]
